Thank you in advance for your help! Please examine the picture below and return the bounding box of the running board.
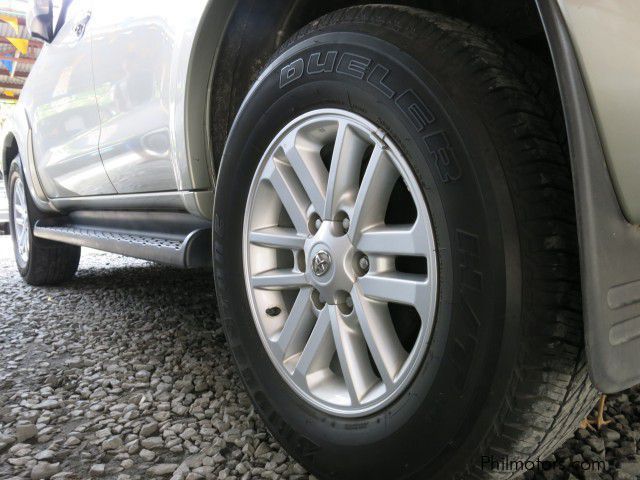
[33,216,211,268]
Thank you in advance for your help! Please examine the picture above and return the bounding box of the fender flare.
[1,113,55,213]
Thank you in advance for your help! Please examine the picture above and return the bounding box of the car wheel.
[8,156,80,285]
[213,5,598,479]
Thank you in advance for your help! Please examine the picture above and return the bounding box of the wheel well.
[191,0,553,179]
[2,133,18,178]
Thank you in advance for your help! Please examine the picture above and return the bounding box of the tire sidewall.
[214,28,521,478]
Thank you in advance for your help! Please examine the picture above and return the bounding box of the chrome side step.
[33,212,211,268]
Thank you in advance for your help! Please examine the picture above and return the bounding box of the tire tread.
[275,5,598,479]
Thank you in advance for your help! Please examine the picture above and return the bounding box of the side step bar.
[33,211,212,268]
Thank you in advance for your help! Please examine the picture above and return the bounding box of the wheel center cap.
[305,221,357,304]
[312,250,332,277]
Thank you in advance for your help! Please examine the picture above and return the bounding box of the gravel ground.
[0,235,639,480]
[0,237,309,480]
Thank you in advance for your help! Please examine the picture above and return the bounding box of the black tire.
[8,157,80,286]
[213,5,598,479]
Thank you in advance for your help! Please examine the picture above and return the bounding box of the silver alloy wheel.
[12,176,30,264]
[243,109,438,417]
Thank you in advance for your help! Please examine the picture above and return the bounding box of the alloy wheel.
[12,176,30,264]
[243,109,438,416]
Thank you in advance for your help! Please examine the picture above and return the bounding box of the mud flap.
[537,0,640,393]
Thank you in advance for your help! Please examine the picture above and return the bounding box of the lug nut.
[358,255,370,273]
[311,289,325,310]
[308,213,322,234]
[341,216,350,231]
[337,292,354,315]
[345,295,353,309]
[296,250,306,272]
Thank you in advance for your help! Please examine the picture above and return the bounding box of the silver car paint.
[90,0,210,194]
[558,0,640,224]
[4,0,219,214]
[22,0,116,198]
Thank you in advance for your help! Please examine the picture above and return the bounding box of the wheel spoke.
[18,224,27,241]
[323,121,368,220]
[249,227,306,250]
[358,273,432,323]
[348,145,399,244]
[14,203,26,217]
[294,307,333,378]
[329,305,378,405]
[273,288,315,362]
[262,158,310,234]
[251,269,307,290]
[357,223,428,256]
[282,130,327,217]
[351,286,407,387]
[15,181,24,201]
[12,178,31,263]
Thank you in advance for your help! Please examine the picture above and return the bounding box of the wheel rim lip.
[242,108,439,417]
[12,176,30,264]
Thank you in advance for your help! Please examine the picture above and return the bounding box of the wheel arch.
[1,130,18,180]
[186,0,551,181]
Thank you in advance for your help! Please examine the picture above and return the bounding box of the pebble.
[619,461,640,476]
[148,463,179,476]
[141,436,163,450]
[140,422,159,437]
[89,464,105,477]
[139,448,156,461]
[102,435,123,450]
[33,400,59,410]
[63,437,80,447]
[34,450,55,461]
[15,424,38,443]
[30,462,60,480]
[603,429,621,442]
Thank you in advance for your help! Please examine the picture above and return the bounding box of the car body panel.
[2,0,232,217]
[90,0,213,194]
[558,0,640,224]
[21,0,115,198]
[91,1,179,193]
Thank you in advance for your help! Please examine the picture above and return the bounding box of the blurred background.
[0,0,39,232]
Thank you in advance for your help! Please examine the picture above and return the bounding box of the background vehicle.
[2,1,640,478]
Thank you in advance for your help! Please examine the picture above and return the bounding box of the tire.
[8,157,80,286]
[213,5,598,479]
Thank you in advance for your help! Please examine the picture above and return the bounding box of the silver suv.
[2,1,640,478]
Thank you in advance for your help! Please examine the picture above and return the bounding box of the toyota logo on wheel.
[311,250,332,277]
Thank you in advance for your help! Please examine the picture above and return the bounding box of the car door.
[22,0,116,198]
[89,1,178,194]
